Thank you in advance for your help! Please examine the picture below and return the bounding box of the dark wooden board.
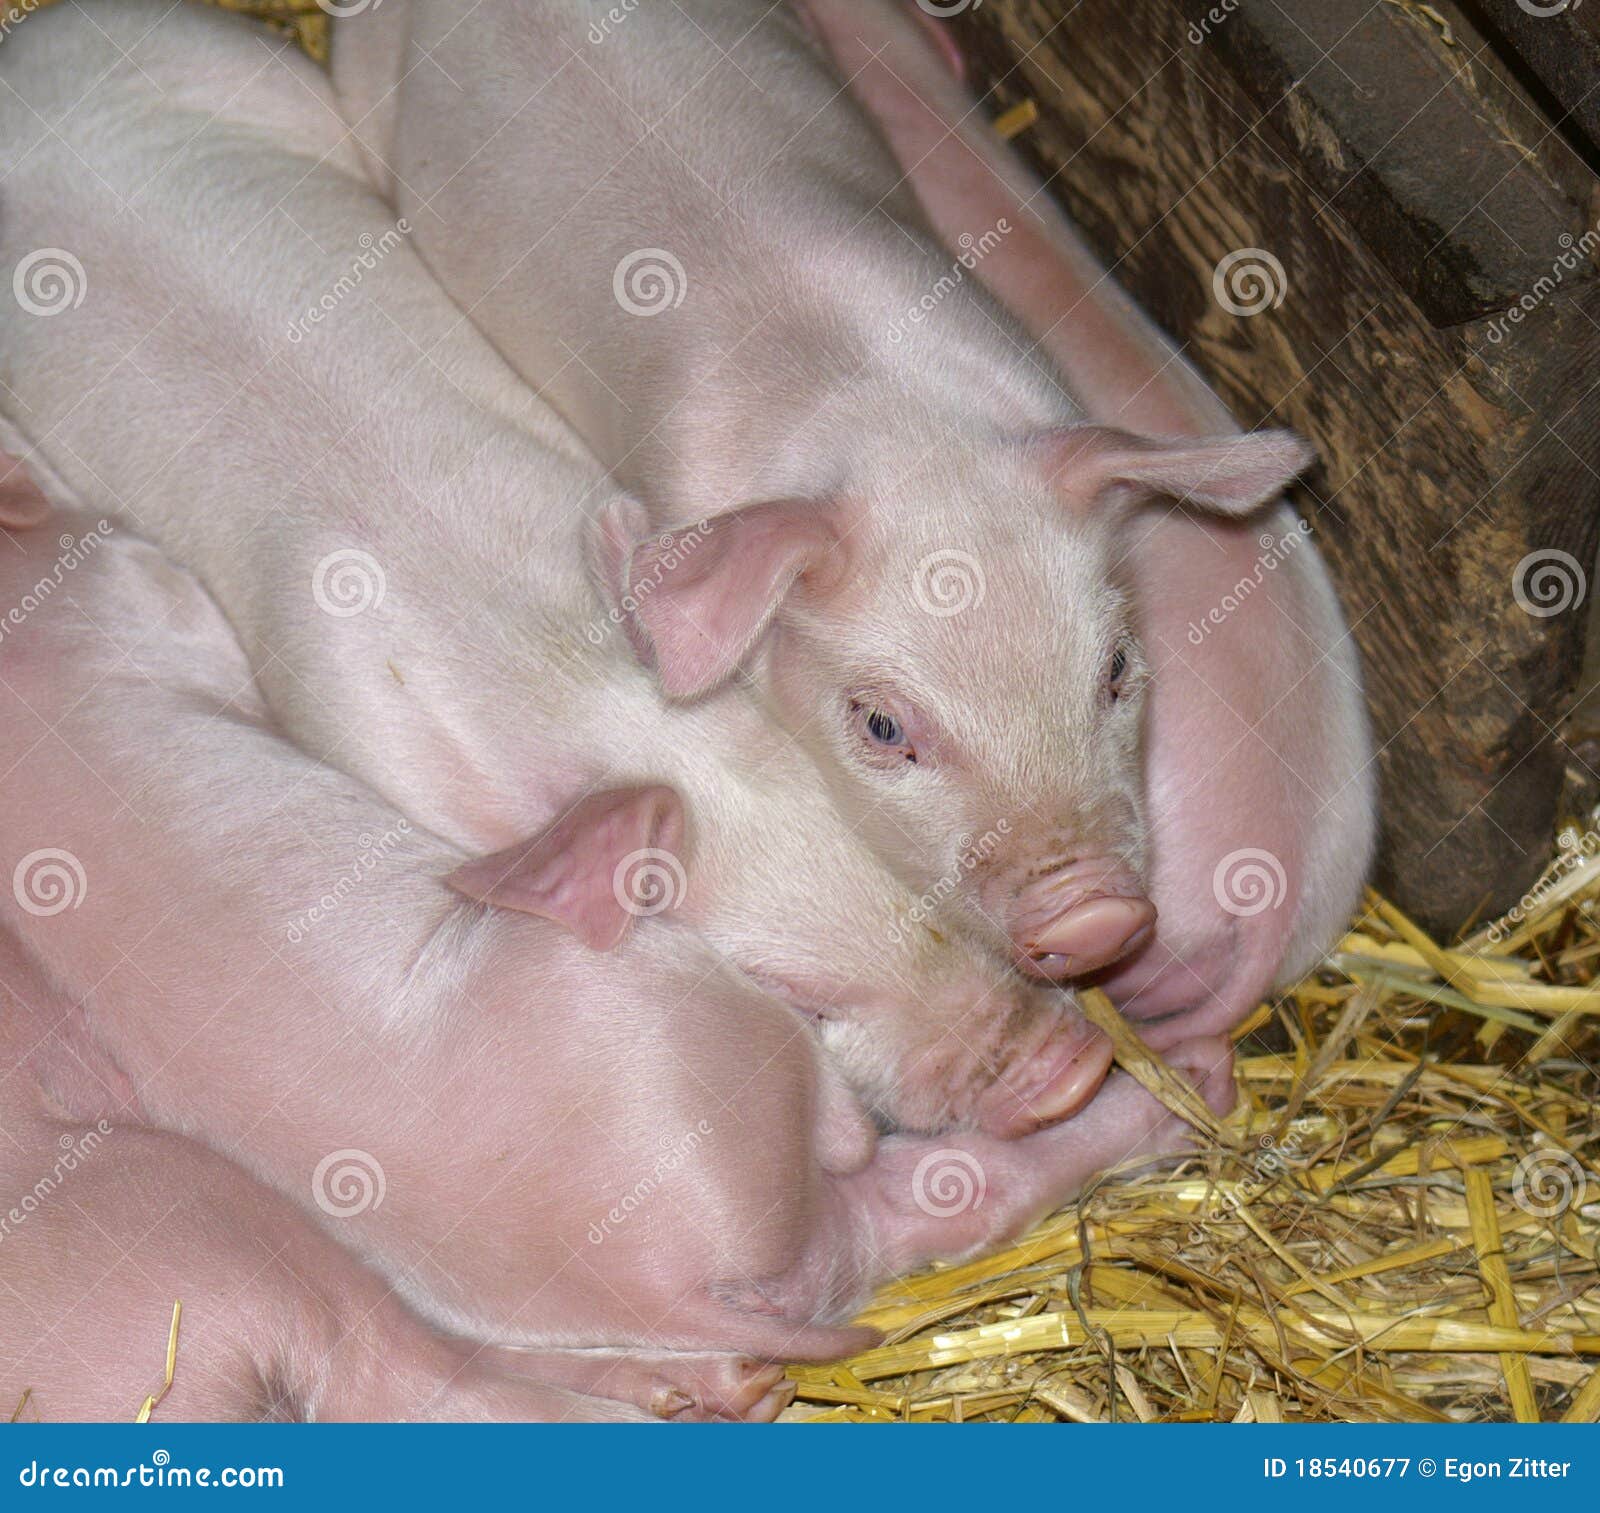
[1468,0,1600,163]
[957,0,1600,935]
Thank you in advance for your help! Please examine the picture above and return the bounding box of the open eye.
[850,700,917,764]
[867,709,904,746]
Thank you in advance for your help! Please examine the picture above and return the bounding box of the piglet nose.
[1024,895,1156,978]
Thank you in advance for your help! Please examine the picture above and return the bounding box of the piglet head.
[446,783,687,950]
[608,422,1310,980]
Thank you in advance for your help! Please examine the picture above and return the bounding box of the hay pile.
[12,0,1593,1428]
[790,874,1600,1423]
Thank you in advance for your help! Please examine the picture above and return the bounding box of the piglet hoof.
[485,1346,794,1423]
[658,1357,793,1422]
[1159,1035,1239,1129]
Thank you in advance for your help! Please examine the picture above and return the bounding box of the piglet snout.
[1011,864,1155,978]
[975,1015,1114,1139]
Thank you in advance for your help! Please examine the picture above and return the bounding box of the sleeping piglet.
[795,0,1375,1048]
[331,0,1316,984]
[0,506,1236,1410]
[0,930,654,1422]
[0,0,1108,1139]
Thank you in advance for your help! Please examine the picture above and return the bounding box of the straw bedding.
[10,0,1594,1426]
[794,885,1600,1423]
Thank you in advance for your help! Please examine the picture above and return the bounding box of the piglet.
[0,0,1106,1139]
[0,508,1235,1404]
[795,0,1375,1048]
[0,933,650,1422]
[332,0,1315,983]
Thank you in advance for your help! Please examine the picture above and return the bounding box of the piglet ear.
[1041,425,1314,517]
[0,448,51,530]
[584,494,657,665]
[446,785,687,951]
[625,500,841,699]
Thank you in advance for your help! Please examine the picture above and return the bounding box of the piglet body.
[0,0,1105,1137]
[0,931,655,1422]
[0,511,1232,1387]
[333,0,1317,980]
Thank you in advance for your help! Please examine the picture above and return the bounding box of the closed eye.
[1104,635,1140,704]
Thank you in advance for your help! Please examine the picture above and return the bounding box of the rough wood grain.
[1468,0,1600,164]
[956,0,1600,934]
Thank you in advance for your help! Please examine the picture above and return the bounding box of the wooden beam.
[957,0,1600,933]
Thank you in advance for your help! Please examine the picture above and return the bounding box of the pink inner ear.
[445,784,687,951]
[0,449,51,530]
[1040,425,1314,518]
[626,499,840,700]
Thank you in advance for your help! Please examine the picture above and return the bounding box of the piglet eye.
[1106,643,1130,701]
[866,709,904,746]
[852,701,918,763]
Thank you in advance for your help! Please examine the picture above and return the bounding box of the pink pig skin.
[0,514,1234,1405]
[0,0,1108,1140]
[330,0,1319,984]
[796,0,1376,1049]
[0,936,656,1422]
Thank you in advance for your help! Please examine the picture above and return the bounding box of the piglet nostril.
[1021,895,1156,976]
